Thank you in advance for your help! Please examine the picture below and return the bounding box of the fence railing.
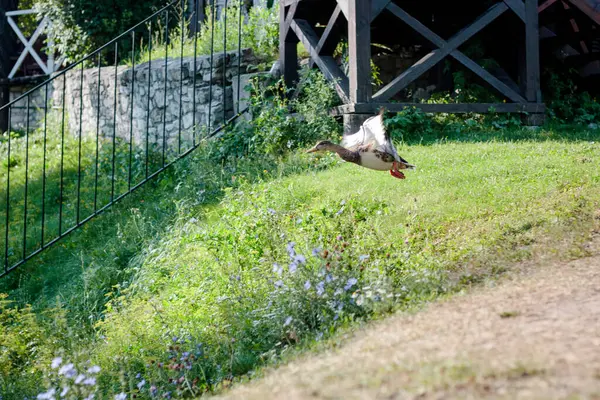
[0,0,248,277]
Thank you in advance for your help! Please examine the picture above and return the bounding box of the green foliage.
[544,69,600,124]
[34,0,166,63]
[135,2,279,68]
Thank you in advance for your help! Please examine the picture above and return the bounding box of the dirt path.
[217,253,600,400]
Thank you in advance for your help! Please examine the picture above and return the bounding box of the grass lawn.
[1,124,599,398]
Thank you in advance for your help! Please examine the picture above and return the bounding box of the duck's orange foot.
[390,169,406,179]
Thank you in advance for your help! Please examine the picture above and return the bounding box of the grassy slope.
[2,125,600,397]
[95,130,600,394]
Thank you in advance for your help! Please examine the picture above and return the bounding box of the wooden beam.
[503,0,526,22]
[280,2,299,88]
[538,0,559,13]
[567,0,600,25]
[331,102,546,115]
[371,0,391,22]
[336,0,348,19]
[316,5,341,55]
[526,0,541,102]
[347,0,371,103]
[291,19,350,102]
[374,2,510,102]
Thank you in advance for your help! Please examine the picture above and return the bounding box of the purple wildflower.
[267,208,276,215]
[137,379,146,390]
[344,278,358,291]
[304,280,311,290]
[60,387,69,397]
[283,316,293,327]
[272,263,283,275]
[58,363,76,378]
[286,242,296,258]
[74,374,85,384]
[82,377,96,386]
[325,274,333,283]
[336,235,343,241]
[359,254,369,261]
[274,280,284,288]
[87,366,101,374]
[114,394,127,400]
[316,281,325,296]
[294,254,306,265]
[311,247,322,257]
[36,389,56,400]
[288,262,297,273]
[51,357,62,369]
[151,386,158,396]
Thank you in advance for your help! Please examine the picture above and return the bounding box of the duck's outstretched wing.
[362,109,399,158]
[341,109,386,151]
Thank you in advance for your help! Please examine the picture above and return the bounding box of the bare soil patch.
[216,252,600,399]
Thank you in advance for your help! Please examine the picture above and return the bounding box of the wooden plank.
[567,0,600,25]
[539,0,559,13]
[280,2,299,88]
[281,2,298,40]
[347,0,371,103]
[374,2,508,101]
[503,0,526,22]
[451,52,526,103]
[331,102,546,115]
[526,0,541,102]
[337,0,348,19]
[371,0,391,22]
[316,6,342,54]
[291,19,350,102]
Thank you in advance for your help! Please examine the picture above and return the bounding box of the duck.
[306,108,415,179]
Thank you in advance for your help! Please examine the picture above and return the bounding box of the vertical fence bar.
[237,0,242,114]
[208,0,215,132]
[178,0,185,154]
[41,84,49,246]
[76,63,84,224]
[146,23,153,178]
[111,42,119,201]
[192,0,199,145]
[23,95,30,259]
[222,0,228,124]
[128,31,136,191]
[59,76,66,234]
[162,9,170,166]
[4,107,11,272]
[94,52,102,211]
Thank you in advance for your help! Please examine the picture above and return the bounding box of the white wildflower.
[51,357,62,369]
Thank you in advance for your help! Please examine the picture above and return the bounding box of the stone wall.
[8,49,256,147]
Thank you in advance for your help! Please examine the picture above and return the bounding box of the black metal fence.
[0,0,248,277]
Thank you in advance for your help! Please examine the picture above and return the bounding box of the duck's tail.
[397,156,416,170]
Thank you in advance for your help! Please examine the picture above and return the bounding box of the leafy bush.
[544,69,600,124]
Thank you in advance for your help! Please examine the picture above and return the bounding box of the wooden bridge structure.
[279,0,600,131]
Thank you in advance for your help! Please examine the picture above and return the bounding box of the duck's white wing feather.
[341,113,387,149]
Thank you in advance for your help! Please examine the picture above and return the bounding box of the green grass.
[1,123,600,398]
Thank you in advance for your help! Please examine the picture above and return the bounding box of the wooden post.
[279,1,298,89]
[524,0,544,125]
[347,0,371,103]
[0,0,19,133]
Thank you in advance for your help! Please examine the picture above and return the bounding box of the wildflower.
[304,280,311,290]
[114,394,127,400]
[336,235,343,241]
[274,280,284,288]
[74,374,86,384]
[135,373,142,379]
[36,388,56,400]
[272,263,283,275]
[316,281,325,296]
[137,379,146,389]
[189,217,198,224]
[340,200,346,206]
[267,208,276,215]
[286,242,296,257]
[344,278,358,291]
[288,262,297,273]
[325,274,333,283]
[334,288,343,296]
[336,207,344,215]
[294,254,306,265]
[311,247,322,257]
[87,366,101,374]
[283,316,292,327]
[51,357,62,369]
[359,254,369,261]
[296,218,303,224]
[316,332,323,341]
[84,395,94,400]
[150,386,158,396]
[82,377,96,386]
[60,387,69,397]
[58,363,76,378]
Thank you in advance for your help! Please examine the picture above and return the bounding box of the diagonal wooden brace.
[373,2,526,103]
[291,19,350,103]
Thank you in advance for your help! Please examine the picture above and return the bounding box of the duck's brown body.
[307,110,414,179]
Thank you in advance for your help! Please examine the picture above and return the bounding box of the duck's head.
[306,140,336,153]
